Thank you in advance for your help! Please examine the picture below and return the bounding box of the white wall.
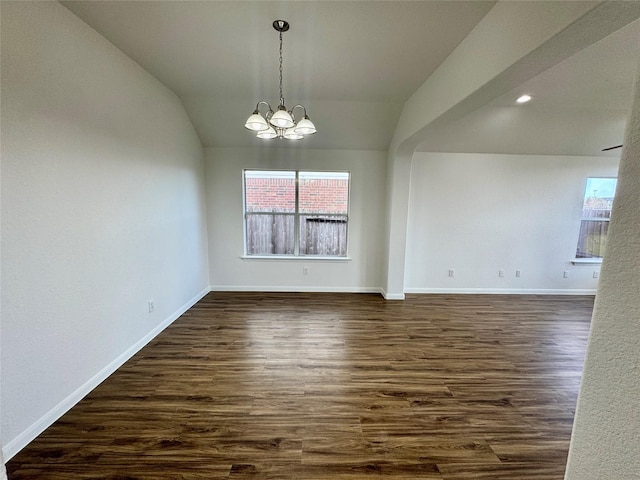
[1,1,209,459]
[405,152,619,294]
[205,147,385,292]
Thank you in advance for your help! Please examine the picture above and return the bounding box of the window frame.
[242,169,351,258]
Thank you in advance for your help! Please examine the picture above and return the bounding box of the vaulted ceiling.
[62,1,639,156]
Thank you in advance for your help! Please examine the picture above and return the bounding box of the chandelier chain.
[278,31,284,105]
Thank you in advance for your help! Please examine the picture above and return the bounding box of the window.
[575,177,617,259]
[243,170,349,257]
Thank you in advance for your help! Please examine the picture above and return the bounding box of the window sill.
[571,258,603,265]
[240,255,351,262]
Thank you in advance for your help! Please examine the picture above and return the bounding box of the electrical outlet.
[303,266,309,275]
[148,300,155,313]
[448,269,455,277]
[593,271,599,279]
[515,269,521,278]
[563,270,569,278]
[498,269,505,277]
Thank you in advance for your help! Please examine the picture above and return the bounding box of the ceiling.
[62,1,638,155]
[417,18,640,157]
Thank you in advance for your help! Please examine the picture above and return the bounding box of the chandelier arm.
[255,100,274,114]
[290,104,307,122]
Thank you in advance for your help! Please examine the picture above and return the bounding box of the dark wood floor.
[7,292,594,479]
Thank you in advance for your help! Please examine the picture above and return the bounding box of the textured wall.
[565,61,640,479]
[1,1,209,457]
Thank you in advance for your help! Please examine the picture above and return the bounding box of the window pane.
[582,177,616,218]
[575,177,616,259]
[245,170,295,213]
[299,215,347,256]
[576,220,609,258]
[246,214,294,255]
[299,171,349,214]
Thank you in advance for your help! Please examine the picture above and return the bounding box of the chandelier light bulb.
[283,127,303,140]
[270,107,295,129]
[294,116,317,135]
[244,112,269,131]
[257,126,278,139]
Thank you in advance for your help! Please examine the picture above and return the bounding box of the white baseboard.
[380,288,405,300]
[404,287,597,295]
[209,285,383,295]
[208,286,597,298]
[2,286,209,462]
[211,285,410,300]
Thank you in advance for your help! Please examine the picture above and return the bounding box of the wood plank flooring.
[7,292,594,479]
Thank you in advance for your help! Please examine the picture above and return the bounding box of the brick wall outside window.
[245,177,348,213]
[245,177,295,212]
[299,179,348,214]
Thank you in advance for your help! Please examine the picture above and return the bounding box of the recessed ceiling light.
[516,94,532,104]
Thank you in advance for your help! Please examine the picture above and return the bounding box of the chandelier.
[244,20,317,140]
